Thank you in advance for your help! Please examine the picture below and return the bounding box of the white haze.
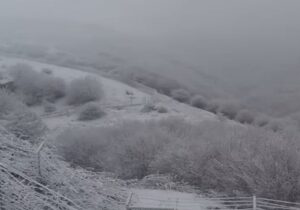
[1,0,300,115]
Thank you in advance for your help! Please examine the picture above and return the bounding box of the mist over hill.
[2,1,300,208]
[1,0,300,116]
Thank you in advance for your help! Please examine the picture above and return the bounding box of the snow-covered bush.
[218,101,239,119]
[57,120,177,178]
[290,112,300,131]
[42,67,53,75]
[5,111,47,143]
[151,121,300,201]
[266,118,285,132]
[191,95,207,109]
[10,64,40,105]
[131,70,182,96]
[265,118,298,133]
[171,89,191,103]
[0,89,25,117]
[235,109,255,124]
[10,63,66,105]
[42,76,66,102]
[67,76,103,105]
[78,102,105,121]
[57,118,300,201]
[56,127,103,169]
[43,101,57,113]
[156,106,168,113]
[206,100,219,114]
[57,118,190,179]
[254,114,270,127]
[141,103,156,113]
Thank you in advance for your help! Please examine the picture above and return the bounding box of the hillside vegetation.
[57,118,300,201]
[0,56,300,208]
[0,125,127,210]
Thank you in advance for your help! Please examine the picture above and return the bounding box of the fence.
[126,192,300,210]
[0,163,82,210]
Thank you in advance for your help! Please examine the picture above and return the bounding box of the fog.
[1,0,300,115]
[3,2,300,206]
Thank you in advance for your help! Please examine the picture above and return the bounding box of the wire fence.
[126,193,300,210]
[0,163,83,210]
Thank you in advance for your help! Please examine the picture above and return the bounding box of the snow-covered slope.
[0,125,128,210]
[0,56,217,134]
[0,56,221,210]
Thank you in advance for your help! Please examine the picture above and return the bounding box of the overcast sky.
[1,0,300,82]
[1,0,300,37]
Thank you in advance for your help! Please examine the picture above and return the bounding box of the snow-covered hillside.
[0,124,128,210]
[0,56,221,210]
[0,56,216,133]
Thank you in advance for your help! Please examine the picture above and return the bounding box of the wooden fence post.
[126,192,133,210]
[253,195,256,210]
[36,140,46,177]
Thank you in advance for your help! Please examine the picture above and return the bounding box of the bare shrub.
[151,122,300,200]
[10,63,66,105]
[131,70,182,96]
[43,101,57,113]
[171,89,191,103]
[235,109,255,124]
[57,117,190,178]
[206,100,219,114]
[78,102,105,121]
[254,114,270,127]
[266,118,298,133]
[67,76,103,105]
[0,89,25,117]
[266,118,285,132]
[114,71,137,87]
[290,112,300,131]
[42,76,66,102]
[218,101,239,119]
[156,106,168,113]
[5,111,47,143]
[191,95,207,109]
[56,127,106,169]
[56,118,300,200]
[42,68,53,75]
[10,63,42,105]
[104,122,171,179]
[141,103,156,113]
[57,120,175,178]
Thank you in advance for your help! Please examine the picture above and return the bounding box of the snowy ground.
[128,189,224,210]
[0,56,217,136]
[0,56,221,209]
